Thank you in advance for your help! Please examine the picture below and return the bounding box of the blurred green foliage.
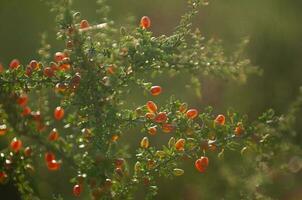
[0,0,302,199]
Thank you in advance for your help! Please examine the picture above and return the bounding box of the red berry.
[235,123,243,136]
[25,66,33,76]
[154,112,167,123]
[150,86,162,96]
[195,156,209,173]
[80,20,90,29]
[43,67,54,77]
[45,152,56,163]
[54,52,66,62]
[175,139,185,151]
[47,160,60,171]
[186,109,198,119]
[54,107,64,120]
[146,101,157,113]
[0,171,8,184]
[48,128,59,141]
[21,106,31,116]
[140,16,151,29]
[0,124,7,136]
[10,137,22,152]
[9,59,20,69]
[215,114,225,125]
[59,63,71,71]
[16,93,28,107]
[73,184,82,197]
[29,60,38,69]
[148,126,157,136]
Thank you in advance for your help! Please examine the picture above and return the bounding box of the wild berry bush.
[0,0,302,199]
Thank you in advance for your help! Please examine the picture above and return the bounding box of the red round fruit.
[0,171,8,183]
[148,126,157,136]
[54,52,66,62]
[45,152,55,163]
[140,16,151,29]
[150,86,162,96]
[48,128,59,141]
[195,156,209,173]
[54,107,64,120]
[154,112,167,123]
[73,184,82,197]
[21,106,31,116]
[186,109,198,119]
[80,20,90,29]
[16,94,28,107]
[162,123,174,133]
[43,67,54,77]
[47,160,60,171]
[9,59,20,69]
[175,139,185,151]
[215,114,225,125]
[0,124,7,136]
[146,101,157,113]
[10,138,22,152]
[29,60,38,69]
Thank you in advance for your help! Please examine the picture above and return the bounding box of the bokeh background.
[0,0,302,199]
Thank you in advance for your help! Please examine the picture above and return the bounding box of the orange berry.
[150,86,162,96]
[148,126,157,136]
[235,123,243,136]
[24,147,32,157]
[80,20,90,29]
[45,152,56,163]
[9,59,20,69]
[59,63,71,71]
[47,160,60,171]
[111,134,119,142]
[175,139,185,151]
[145,112,155,119]
[0,124,7,136]
[215,114,225,125]
[140,16,151,29]
[154,112,167,123]
[162,123,174,133]
[21,106,31,116]
[54,52,66,62]
[10,137,22,152]
[54,107,64,120]
[48,128,59,141]
[140,137,149,148]
[73,184,82,197]
[186,109,198,119]
[195,156,209,173]
[43,67,54,77]
[16,93,28,107]
[29,60,38,69]
[146,101,157,113]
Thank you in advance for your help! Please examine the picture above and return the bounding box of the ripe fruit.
[0,124,7,136]
[148,126,157,135]
[80,19,90,29]
[162,123,174,133]
[10,138,22,152]
[73,184,82,197]
[9,59,20,69]
[150,86,162,96]
[140,16,151,29]
[0,171,8,184]
[25,66,33,76]
[48,128,59,141]
[45,152,56,163]
[215,114,225,125]
[54,52,66,62]
[43,67,54,77]
[154,112,167,123]
[195,156,209,173]
[47,160,60,171]
[175,139,185,151]
[21,106,32,116]
[235,122,243,136]
[54,107,64,120]
[179,103,188,113]
[16,94,28,107]
[29,60,38,69]
[140,137,149,148]
[146,101,157,113]
[186,109,198,119]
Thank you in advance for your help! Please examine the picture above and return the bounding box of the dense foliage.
[0,0,301,199]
